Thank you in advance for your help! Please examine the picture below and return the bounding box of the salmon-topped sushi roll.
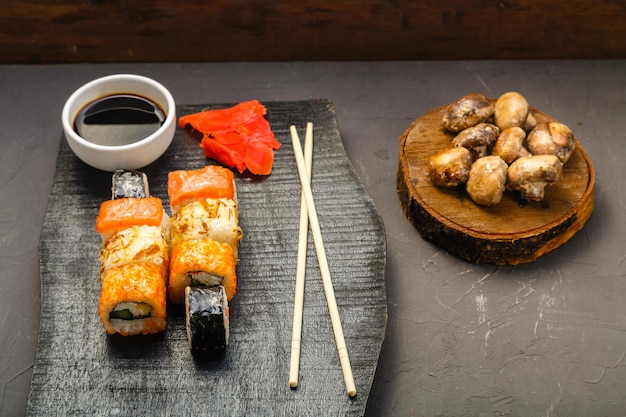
[99,225,170,276]
[169,198,242,260]
[95,196,169,239]
[168,165,236,214]
[169,238,237,304]
[99,263,167,336]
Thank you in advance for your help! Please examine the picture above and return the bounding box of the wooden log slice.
[397,102,595,265]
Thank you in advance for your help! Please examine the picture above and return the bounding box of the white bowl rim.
[61,73,176,153]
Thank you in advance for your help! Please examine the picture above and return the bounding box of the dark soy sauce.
[74,94,166,146]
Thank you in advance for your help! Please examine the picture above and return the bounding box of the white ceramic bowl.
[62,74,176,171]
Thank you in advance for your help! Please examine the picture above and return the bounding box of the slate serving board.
[27,99,387,416]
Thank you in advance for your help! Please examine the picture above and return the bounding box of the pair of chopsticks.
[288,123,357,397]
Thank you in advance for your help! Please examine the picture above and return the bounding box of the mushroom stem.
[506,155,563,201]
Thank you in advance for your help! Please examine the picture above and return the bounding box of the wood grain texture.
[28,100,387,416]
[2,0,626,63]
[397,102,595,265]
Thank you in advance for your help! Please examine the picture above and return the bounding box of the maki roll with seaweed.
[111,169,150,199]
[185,285,229,360]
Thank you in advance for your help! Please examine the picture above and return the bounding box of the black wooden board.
[27,99,387,416]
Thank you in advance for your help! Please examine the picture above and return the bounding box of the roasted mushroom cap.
[442,92,495,132]
[491,127,530,164]
[466,155,508,206]
[523,111,538,132]
[526,122,576,163]
[494,91,530,131]
[428,147,473,187]
[507,155,563,201]
[452,123,499,159]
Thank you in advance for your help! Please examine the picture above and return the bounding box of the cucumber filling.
[189,271,223,288]
[110,302,152,320]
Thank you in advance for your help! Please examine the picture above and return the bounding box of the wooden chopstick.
[289,124,357,397]
[289,122,313,389]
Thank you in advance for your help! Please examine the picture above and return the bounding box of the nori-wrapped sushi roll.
[112,169,150,199]
[185,285,229,360]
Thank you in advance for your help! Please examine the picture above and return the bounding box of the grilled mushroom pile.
[428,91,576,206]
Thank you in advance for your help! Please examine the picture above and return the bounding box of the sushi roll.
[169,238,237,304]
[96,196,169,240]
[99,263,167,336]
[169,198,242,259]
[96,170,169,336]
[166,165,240,357]
[111,169,150,199]
[168,165,236,214]
[99,225,169,276]
[185,285,229,360]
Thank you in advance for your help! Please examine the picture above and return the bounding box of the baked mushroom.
[494,91,530,131]
[452,123,499,159]
[442,92,495,132]
[491,127,530,164]
[428,147,473,187]
[466,155,508,206]
[526,122,576,163]
[523,111,537,132]
[507,155,563,201]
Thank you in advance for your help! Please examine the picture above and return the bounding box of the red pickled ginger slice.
[178,100,280,175]
[244,141,276,176]
[178,100,267,132]
[200,132,246,174]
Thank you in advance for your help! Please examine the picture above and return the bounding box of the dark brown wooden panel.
[2,0,626,63]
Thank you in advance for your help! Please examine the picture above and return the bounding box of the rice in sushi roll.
[99,263,167,336]
[169,198,242,259]
[185,285,229,360]
[169,238,237,304]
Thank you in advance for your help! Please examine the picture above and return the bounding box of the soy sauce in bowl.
[62,74,176,171]
[74,94,166,146]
